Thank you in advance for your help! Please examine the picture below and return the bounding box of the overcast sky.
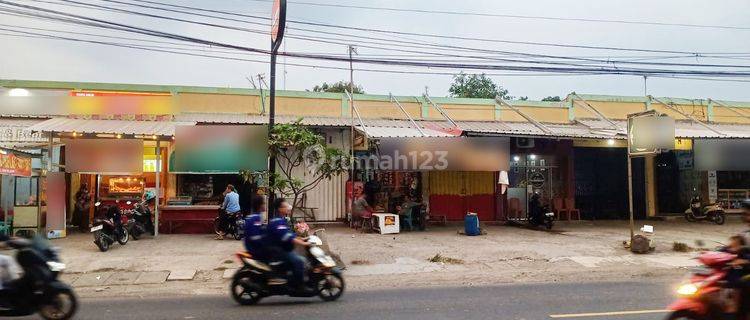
[2,0,750,101]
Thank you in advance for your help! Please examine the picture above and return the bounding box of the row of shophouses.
[0,79,749,236]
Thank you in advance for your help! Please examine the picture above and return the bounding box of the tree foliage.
[312,81,364,94]
[448,72,511,99]
[542,96,562,102]
[242,120,351,214]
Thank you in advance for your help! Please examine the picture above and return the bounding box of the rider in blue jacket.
[267,198,311,294]
[243,195,269,261]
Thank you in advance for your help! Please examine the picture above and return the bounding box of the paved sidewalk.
[39,216,746,297]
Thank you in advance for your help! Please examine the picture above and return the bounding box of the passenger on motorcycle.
[216,184,241,240]
[243,195,269,261]
[267,198,312,294]
[735,200,750,320]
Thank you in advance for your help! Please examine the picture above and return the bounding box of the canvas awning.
[27,117,196,137]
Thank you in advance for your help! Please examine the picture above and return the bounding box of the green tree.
[542,96,562,102]
[242,120,351,214]
[448,72,511,99]
[312,81,364,94]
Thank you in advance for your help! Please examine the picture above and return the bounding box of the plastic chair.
[400,207,414,231]
[508,198,523,219]
[553,198,569,221]
[359,211,373,233]
[564,198,581,220]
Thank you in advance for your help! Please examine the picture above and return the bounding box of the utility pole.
[348,45,357,224]
[643,76,648,96]
[269,0,286,218]
[257,74,266,115]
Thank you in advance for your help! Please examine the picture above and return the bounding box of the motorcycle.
[685,194,725,225]
[665,251,742,320]
[230,235,345,305]
[0,236,78,320]
[125,200,154,240]
[528,194,555,230]
[214,209,244,241]
[91,202,129,252]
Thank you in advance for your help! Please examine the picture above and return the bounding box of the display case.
[717,189,750,214]
[108,176,145,195]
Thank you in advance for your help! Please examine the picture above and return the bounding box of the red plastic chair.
[508,198,523,220]
[553,197,569,221]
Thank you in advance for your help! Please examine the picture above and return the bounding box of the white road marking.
[549,309,670,318]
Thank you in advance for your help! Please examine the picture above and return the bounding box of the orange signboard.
[0,152,32,177]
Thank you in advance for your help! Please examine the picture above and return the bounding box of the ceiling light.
[607,139,615,146]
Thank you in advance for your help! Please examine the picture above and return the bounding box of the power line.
[76,0,750,56]
[37,0,750,70]
[2,1,750,78]
[246,0,750,31]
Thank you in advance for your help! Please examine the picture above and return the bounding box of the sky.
[1,0,750,101]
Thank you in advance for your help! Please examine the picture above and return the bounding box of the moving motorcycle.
[685,194,725,225]
[214,209,244,241]
[230,235,344,305]
[528,194,555,230]
[125,200,154,240]
[91,202,129,252]
[665,251,742,320]
[0,236,78,320]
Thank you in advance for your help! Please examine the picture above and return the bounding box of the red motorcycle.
[666,251,742,320]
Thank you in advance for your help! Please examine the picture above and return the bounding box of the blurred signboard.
[376,137,509,171]
[0,152,32,177]
[174,125,268,173]
[694,139,750,171]
[64,139,144,173]
[627,111,675,155]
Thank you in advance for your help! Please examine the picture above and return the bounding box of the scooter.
[665,251,741,320]
[0,236,78,320]
[528,194,555,230]
[91,202,129,252]
[214,209,244,241]
[230,235,345,305]
[685,195,726,225]
[125,200,154,240]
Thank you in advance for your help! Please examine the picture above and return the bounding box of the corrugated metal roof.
[578,119,750,139]
[0,118,47,127]
[27,118,196,136]
[358,126,456,138]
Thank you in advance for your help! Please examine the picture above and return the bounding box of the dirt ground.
[9,216,745,298]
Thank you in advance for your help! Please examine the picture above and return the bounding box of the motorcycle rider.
[267,198,313,294]
[243,195,269,261]
[216,184,241,240]
[735,200,750,319]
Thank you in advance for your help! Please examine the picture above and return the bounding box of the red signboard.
[0,152,32,177]
[270,0,286,51]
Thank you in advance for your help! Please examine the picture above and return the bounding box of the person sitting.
[267,198,313,294]
[396,196,419,230]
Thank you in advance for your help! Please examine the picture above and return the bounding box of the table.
[160,205,220,234]
[371,213,400,234]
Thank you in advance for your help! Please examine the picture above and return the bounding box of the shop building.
[1,80,749,237]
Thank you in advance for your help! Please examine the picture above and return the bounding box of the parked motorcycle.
[230,235,345,305]
[91,202,129,252]
[528,194,555,230]
[125,200,154,240]
[214,210,244,241]
[0,236,78,320]
[665,251,741,320]
[685,194,725,225]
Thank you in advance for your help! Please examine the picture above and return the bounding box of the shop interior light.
[8,88,30,97]
[607,139,616,146]
[529,154,537,160]
[116,134,122,139]
[513,155,520,162]
[0,150,7,155]
[152,135,157,140]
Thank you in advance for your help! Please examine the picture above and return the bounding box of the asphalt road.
[22,280,679,320]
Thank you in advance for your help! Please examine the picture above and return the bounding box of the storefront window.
[15,176,38,206]
[176,174,242,205]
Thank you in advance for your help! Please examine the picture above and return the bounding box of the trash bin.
[464,213,480,236]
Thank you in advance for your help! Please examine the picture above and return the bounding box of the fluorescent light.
[529,154,537,160]
[0,150,7,155]
[607,139,615,146]
[513,155,520,162]
[8,88,30,97]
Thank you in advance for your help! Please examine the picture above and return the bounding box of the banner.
[0,152,32,177]
[64,139,144,173]
[174,126,268,173]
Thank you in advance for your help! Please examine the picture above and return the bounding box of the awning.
[27,117,196,136]
[357,126,456,138]
[578,119,750,139]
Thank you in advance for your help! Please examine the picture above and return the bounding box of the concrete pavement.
[17,280,678,320]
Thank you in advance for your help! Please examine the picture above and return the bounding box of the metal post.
[155,139,160,237]
[348,45,356,226]
[627,155,634,241]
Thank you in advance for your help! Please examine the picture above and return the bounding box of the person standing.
[73,183,91,232]
[216,184,241,240]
